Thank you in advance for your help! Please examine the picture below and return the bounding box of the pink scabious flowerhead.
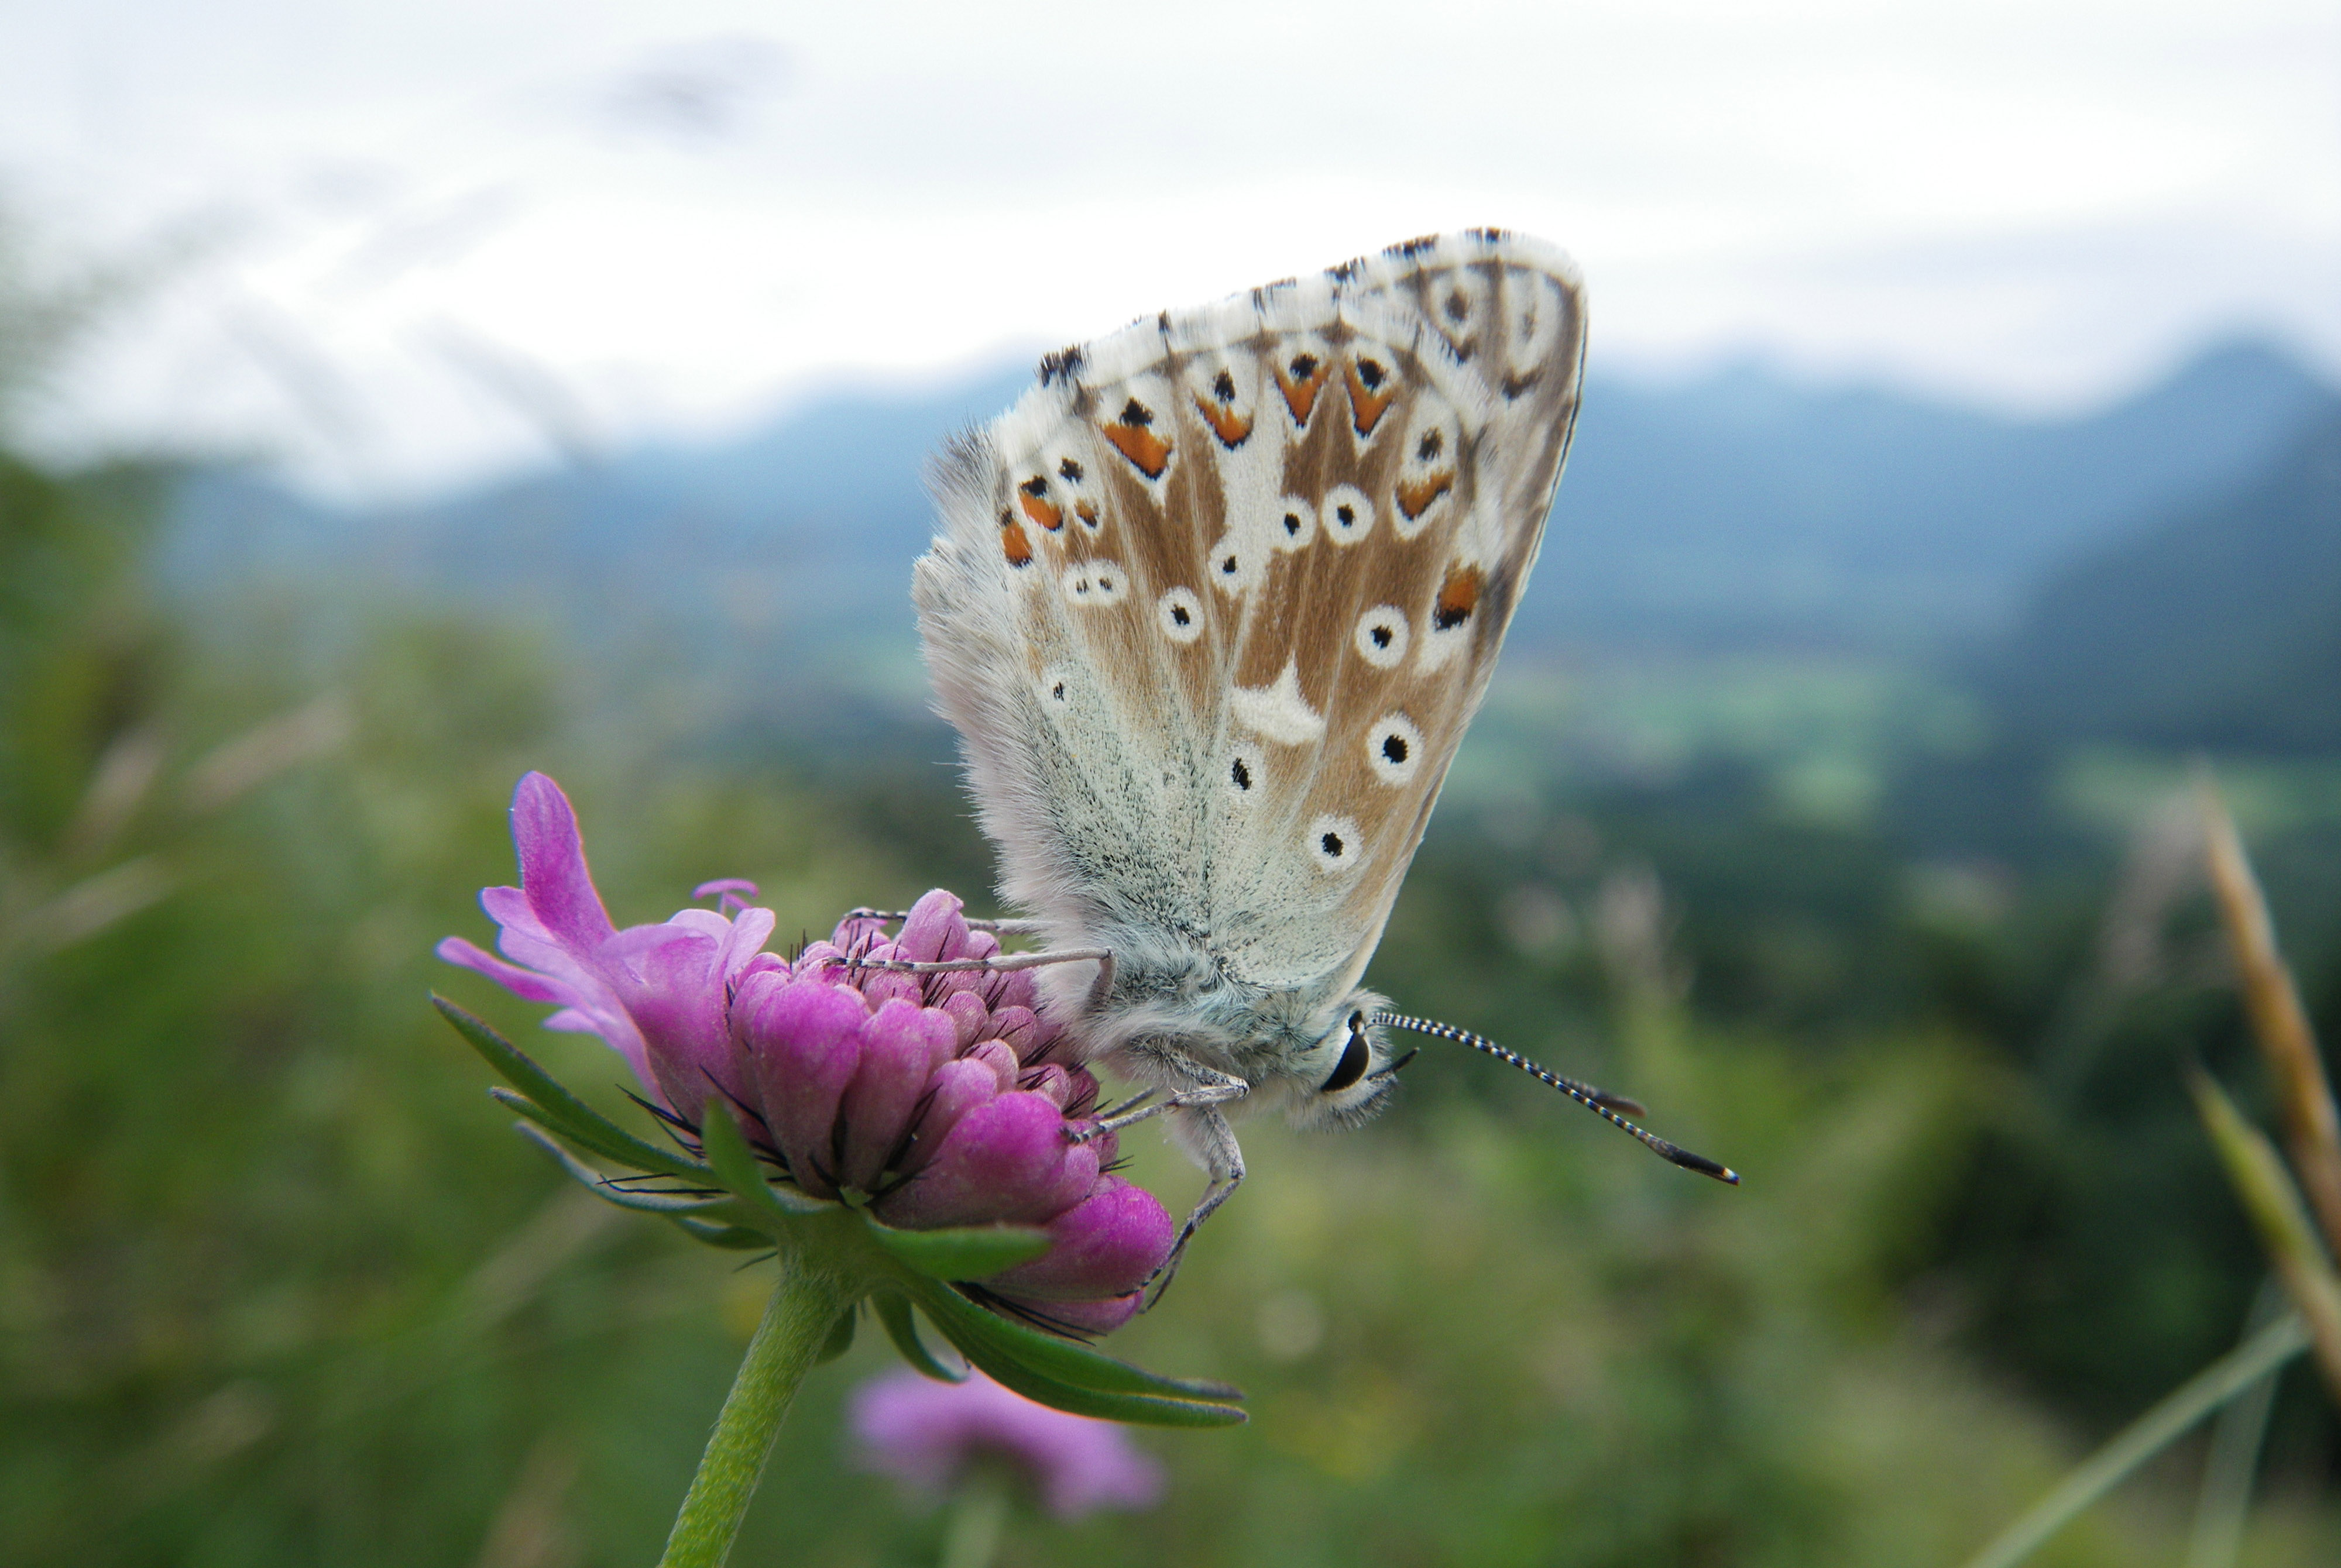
[436,772,1184,1342]
[849,1368,1165,1519]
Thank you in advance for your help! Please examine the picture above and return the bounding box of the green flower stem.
[657,1260,854,1568]
[940,1470,1010,1568]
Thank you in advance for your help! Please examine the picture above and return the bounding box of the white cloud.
[6,0,2336,493]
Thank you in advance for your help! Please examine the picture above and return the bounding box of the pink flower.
[849,1369,1165,1519]
[438,772,1173,1330]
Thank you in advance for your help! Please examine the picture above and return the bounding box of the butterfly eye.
[1320,1026,1371,1094]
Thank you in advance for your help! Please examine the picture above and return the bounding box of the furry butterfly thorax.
[912,230,1728,1270]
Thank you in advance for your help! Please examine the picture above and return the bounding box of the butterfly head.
[1284,994,1414,1132]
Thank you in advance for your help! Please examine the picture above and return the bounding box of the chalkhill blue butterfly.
[890,231,1734,1291]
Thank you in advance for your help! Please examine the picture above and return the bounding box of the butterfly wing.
[915,231,1585,1009]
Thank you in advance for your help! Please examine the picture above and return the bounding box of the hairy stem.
[656,1263,853,1568]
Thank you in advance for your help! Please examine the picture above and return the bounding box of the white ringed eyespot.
[1306,813,1364,873]
[1366,714,1423,786]
[1157,586,1204,644]
[1322,484,1374,546]
[1062,560,1127,606]
[1226,751,1259,799]
[1354,606,1409,669]
[1270,496,1315,553]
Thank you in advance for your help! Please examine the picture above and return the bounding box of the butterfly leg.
[1144,1106,1245,1308]
[1070,1047,1247,1139]
[835,948,1111,976]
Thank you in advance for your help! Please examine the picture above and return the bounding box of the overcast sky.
[6,0,2337,496]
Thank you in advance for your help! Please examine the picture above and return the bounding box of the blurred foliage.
[5,310,2340,1560]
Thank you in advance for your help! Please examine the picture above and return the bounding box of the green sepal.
[665,1215,774,1250]
[748,1174,839,1218]
[906,1276,1245,1406]
[435,996,703,1181]
[867,1219,1051,1281]
[694,1098,801,1237]
[513,1121,730,1215]
[816,1302,859,1363]
[933,1319,1247,1428]
[874,1291,967,1383]
[487,1086,712,1193]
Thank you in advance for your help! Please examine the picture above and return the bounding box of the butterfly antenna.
[1370,1012,1739,1185]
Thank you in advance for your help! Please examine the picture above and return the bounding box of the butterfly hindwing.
[915,231,1586,1008]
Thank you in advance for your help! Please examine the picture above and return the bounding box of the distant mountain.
[1540,340,2339,651]
[164,338,2338,722]
[166,367,1031,685]
[1988,411,2341,754]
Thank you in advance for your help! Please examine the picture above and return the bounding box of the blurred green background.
[6,226,2340,1567]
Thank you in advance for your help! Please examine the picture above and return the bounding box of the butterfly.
[909,231,1733,1287]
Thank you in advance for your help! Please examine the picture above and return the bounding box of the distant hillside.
[164,339,2337,725]
[1989,412,2341,753]
[1543,341,2337,651]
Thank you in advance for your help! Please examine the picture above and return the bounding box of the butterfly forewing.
[916,231,1585,1015]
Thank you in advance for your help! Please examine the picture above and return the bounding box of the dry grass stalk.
[2189,1071,2341,1402]
[2198,779,2341,1255]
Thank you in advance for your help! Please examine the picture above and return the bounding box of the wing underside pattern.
[916,231,1585,995]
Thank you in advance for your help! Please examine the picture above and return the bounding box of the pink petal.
[510,773,618,955]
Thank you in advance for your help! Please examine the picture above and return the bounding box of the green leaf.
[933,1322,1246,1427]
[666,1215,773,1251]
[435,996,703,1180]
[513,1122,735,1214]
[873,1291,966,1383]
[866,1219,1052,1280]
[906,1277,1244,1405]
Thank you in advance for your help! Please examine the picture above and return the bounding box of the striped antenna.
[1371,1012,1740,1185]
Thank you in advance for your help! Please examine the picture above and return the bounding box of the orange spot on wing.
[1001,521,1035,567]
[1193,393,1254,448]
[1433,564,1481,629]
[1396,470,1456,520]
[1075,499,1099,527]
[1346,361,1398,435]
[1103,421,1172,478]
[1018,491,1063,530]
[1274,355,1330,427]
